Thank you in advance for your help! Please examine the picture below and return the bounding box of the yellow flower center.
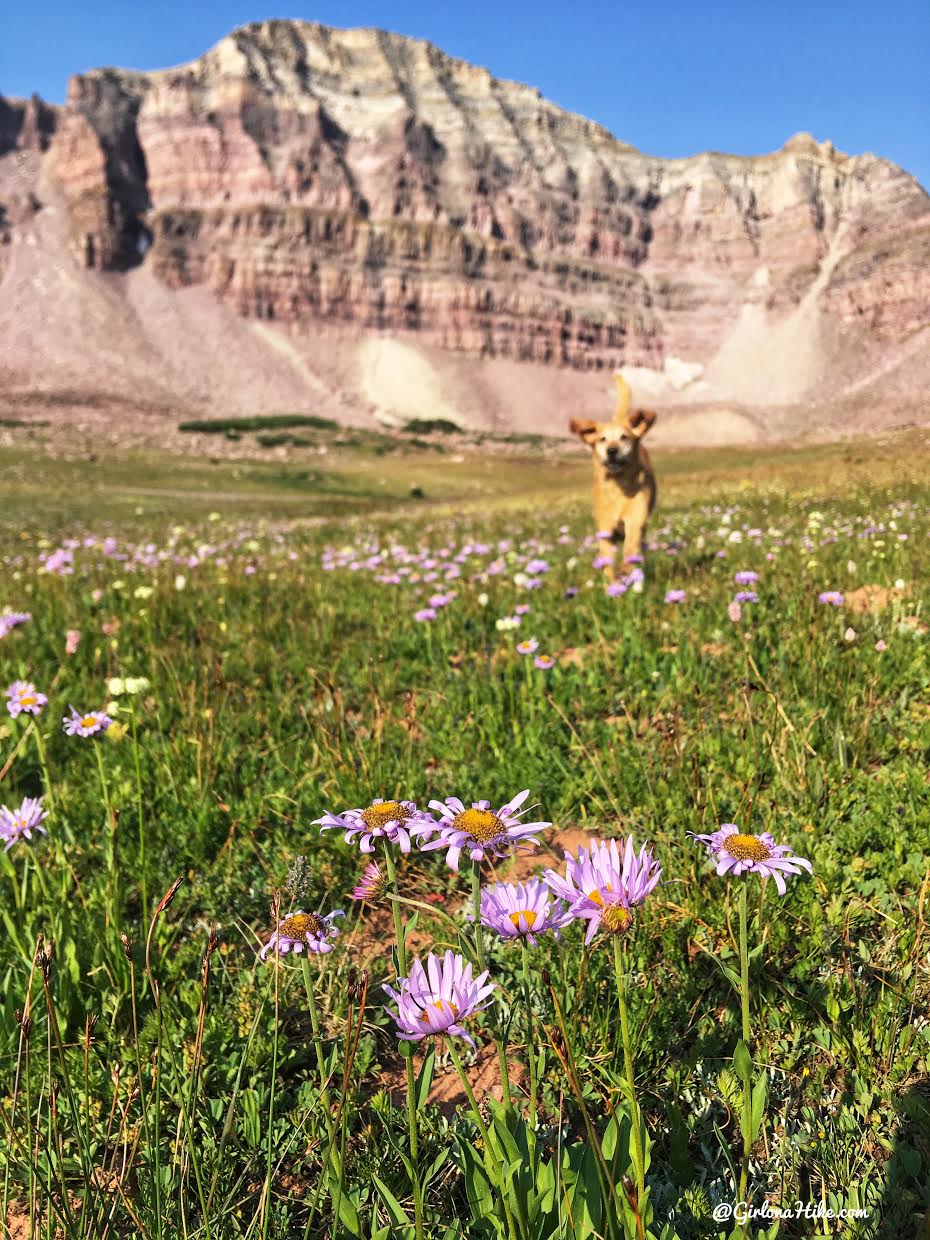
[508,909,538,930]
[586,885,613,907]
[600,905,633,935]
[279,912,325,941]
[360,801,410,830]
[81,716,99,729]
[453,807,504,843]
[420,999,460,1023]
[20,695,37,707]
[724,833,772,862]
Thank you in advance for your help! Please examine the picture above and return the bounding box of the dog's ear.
[569,417,599,443]
[629,408,657,437]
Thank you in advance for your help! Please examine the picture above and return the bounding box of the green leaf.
[415,1042,435,1110]
[371,1174,411,1229]
[751,1072,768,1141]
[329,1177,361,1234]
[733,1040,753,1083]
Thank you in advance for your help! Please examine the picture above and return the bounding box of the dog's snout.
[606,444,620,459]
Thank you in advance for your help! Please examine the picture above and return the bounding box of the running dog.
[569,373,657,584]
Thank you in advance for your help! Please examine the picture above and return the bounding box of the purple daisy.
[0,611,31,635]
[6,681,48,718]
[415,607,438,622]
[315,798,430,855]
[382,950,496,1048]
[664,589,686,604]
[544,837,662,944]
[350,860,387,902]
[516,638,539,655]
[818,591,844,606]
[260,908,345,958]
[0,796,48,851]
[533,654,555,670]
[62,706,112,737]
[479,879,572,946]
[416,790,551,871]
[688,823,813,895]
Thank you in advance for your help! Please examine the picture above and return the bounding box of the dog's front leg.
[622,521,646,592]
[598,538,618,582]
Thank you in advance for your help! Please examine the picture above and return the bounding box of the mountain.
[1,20,928,442]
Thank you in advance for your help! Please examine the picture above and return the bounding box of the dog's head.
[569,374,657,471]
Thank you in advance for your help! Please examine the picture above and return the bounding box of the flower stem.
[496,1032,513,1109]
[520,939,538,1127]
[382,843,424,1240]
[738,883,752,1217]
[32,725,54,816]
[447,1040,522,1240]
[613,936,645,1206]
[93,741,117,928]
[471,862,485,970]
[300,955,334,1136]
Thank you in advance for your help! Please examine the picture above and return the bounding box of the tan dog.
[569,374,657,583]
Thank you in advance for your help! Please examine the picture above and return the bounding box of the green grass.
[0,434,927,1238]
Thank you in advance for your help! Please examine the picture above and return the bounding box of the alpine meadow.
[0,432,927,1240]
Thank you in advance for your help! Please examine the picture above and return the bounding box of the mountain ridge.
[1,19,928,443]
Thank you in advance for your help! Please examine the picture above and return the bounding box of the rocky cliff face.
[1,19,928,434]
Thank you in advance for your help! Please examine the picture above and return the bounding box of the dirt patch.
[492,826,594,884]
[380,1041,527,1116]
[845,583,912,614]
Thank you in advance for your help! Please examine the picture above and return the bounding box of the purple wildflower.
[350,861,387,902]
[533,655,555,670]
[62,706,112,737]
[516,638,539,655]
[382,950,495,1048]
[734,571,759,585]
[479,879,572,945]
[688,823,813,895]
[664,589,686,604]
[544,837,662,943]
[260,908,344,958]
[0,611,31,639]
[315,798,430,855]
[818,592,844,606]
[0,797,48,851]
[734,591,758,604]
[416,790,551,871]
[6,681,48,718]
[415,608,438,622]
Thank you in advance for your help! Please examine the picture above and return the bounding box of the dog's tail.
[613,371,632,423]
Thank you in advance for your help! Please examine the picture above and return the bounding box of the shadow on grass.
[872,1080,930,1239]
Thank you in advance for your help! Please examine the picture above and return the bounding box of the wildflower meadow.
[0,441,928,1239]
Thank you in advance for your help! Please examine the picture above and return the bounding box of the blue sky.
[3,1,928,188]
